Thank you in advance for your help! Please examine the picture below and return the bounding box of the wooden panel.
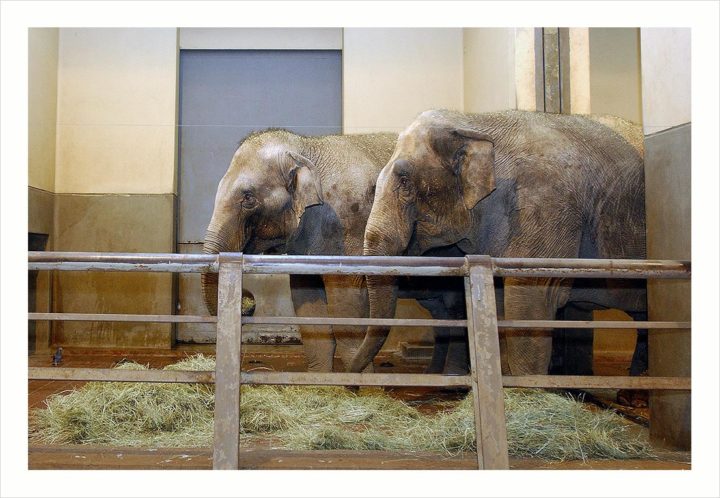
[502,375,690,390]
[212,262,244,470]
[29,367,214,383]
[466,258,509,470]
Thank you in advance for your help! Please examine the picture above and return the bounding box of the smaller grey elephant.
[201,129,467,374]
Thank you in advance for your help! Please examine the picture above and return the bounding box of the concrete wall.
[55,28,178,194]
[589,28,642,123]
[342,28,464,133]
[640,27,691,450]
[641,29,691,136]
[463,28,516,113]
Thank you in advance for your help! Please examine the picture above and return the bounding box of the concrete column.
[640,28,691,450]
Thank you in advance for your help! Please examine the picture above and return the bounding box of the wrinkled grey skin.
[201,129,466,373]
[349,110,646,375]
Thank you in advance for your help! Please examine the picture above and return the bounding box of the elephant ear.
[285,151,324,223]
[453,129,496,210]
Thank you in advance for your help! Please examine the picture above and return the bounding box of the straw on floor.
[29,354,652,461]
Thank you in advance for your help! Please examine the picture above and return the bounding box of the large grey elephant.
[201,129,466,373]
[348,110,647,376]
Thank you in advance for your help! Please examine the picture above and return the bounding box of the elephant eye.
[399,175,410,188]
[241,192,257,208]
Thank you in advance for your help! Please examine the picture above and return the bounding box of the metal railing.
[28,251,691,470]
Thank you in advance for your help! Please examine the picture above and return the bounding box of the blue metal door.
[177,49,342,342]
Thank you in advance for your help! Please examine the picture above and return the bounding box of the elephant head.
[348,111,497,372]
[201,132,323,315]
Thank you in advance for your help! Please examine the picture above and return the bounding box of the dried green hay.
[29,355,652,461]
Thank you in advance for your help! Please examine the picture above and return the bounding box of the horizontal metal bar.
[27,314,691,330]
[29,313,218,323]
[29,367,215,384]
[243,316,467,328]
[28,252,691,279]
[241,372,472,387]
[502,375,690,390]
[241,254,466,277]
[489,257,690,279]
[28,251,217,264]
[27,262,217,273]
[29,368,690,391]
[497,320,691,329]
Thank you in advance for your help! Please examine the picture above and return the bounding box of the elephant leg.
[628,310,649,376]
[426,335,450,374]
[418,292,468,375]
[289,274,334,372]
[444,331,470,375]
[616,310,649,407]
[322,274,373,373]
[549,303,594,375]
[503,277,572,375]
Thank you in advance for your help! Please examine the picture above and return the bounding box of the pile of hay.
[30,355,652,461]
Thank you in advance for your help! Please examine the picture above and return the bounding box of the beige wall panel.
[640,28,691,135]
[514,28,537,112]
[57,28,177,126]
[645,124,691,450]
[55,28,178,194]
[343,28,463,133]
[53,194,175,348]
[28,28,59,192]
[463,28,516,113]
[55,124,176,194]
[589,28,642,123]
[179,28,342,50]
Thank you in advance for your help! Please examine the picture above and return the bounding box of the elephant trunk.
[201,221,242,316]
[347,200,414,372]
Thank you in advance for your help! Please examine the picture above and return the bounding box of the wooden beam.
[27,368,691,391]
[240,372,472,387]
[497,320,691,329]
[466,257,509,470]
[29,313,218,323]
[28,314,690,330]
[28,367,214,383]
[502,375,690,390]
[28,252,691,279]
[213,262,244,470]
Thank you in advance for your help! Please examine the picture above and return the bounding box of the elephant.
[201,129,467,374]
[348,109,647,377]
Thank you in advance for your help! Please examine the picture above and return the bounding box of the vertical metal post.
[465,256,509,470]
[212,258,243,470]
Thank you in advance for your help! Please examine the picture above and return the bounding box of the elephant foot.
[616,389,648,408]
